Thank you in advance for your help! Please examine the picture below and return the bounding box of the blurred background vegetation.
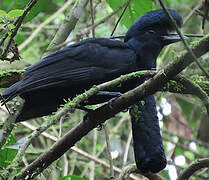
[0,0,209,179]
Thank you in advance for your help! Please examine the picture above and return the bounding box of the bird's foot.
[96,91,129,111]
[108,96,132,112]
[83,112,103,130]
[96,91,122,97]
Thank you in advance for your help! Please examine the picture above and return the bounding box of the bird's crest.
[125,9,183,42]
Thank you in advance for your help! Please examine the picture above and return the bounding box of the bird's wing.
[2,38,136,101]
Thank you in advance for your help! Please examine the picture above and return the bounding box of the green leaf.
[0,148,18,168]
[23,0,52,23]
[175,147,183,156]
[4,132,16,146]
[14,33,26,45]
[0,133,18,168]
[1,0,28,10]
[8,9,24,18]
[106,0,153,28]
[59,175,85,180]
[4,137,28,150]
[1,0,52,23]
[176,96,201,127]
[184,151,195,160]
[161,170,170,180]
[8,24,16,31]
[0,9,7,17]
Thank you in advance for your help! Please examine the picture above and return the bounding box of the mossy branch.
[177,158,209,180]
[0,70,25,89]
[46,0,89,53]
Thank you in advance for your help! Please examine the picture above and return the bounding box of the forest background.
[0,0,209,180]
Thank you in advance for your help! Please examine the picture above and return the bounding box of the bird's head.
[124,9,187,46]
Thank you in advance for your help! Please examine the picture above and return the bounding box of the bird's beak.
[161,34,189,45]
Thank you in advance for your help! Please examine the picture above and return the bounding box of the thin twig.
[196,9,209,21]
[90,129,97,180]
[162,129,209,149]
[19,0,73,51]
[16,121,139,180]
[158,0,209,79]
[0,102,23,149]
[163,136,203,158]
[104,123,114,179]
[119,164,165,180]
[1,0,39,59]
[7,108,73,170]
[90,0,95,38]
[63,154,69,176]
[69,153,77,175]
[96,113,129,160]
[110,0,131,37]
[123,130,132,166]
[59,116,64,138]
[202,0,209,30]
[48,0,132,51]
[183,1,203,24]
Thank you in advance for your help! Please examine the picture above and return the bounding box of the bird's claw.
[83,114,89,123]
[83,114,103,131]
[96,124,103,131]
[108,96,132,112]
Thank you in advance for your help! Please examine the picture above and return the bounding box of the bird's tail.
[129,95,167,173]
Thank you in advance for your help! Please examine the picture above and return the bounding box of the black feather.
[125,9,183,42]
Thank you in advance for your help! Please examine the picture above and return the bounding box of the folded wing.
[2,38,136,104]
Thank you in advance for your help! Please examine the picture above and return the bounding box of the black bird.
[2,9,184,122]
[2,9,185,173]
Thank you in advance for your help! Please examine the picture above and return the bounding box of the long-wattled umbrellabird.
[2,9,186,173]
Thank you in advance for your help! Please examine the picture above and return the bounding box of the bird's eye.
[146,30,156,34]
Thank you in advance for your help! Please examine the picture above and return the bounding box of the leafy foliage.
[7,9,24,18]
[106,0,153,28]
[0,0,52,23]
[0,133,17,168]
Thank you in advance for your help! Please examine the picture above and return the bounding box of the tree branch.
[177,158,209,180]
[46,0,89,52]
[0,70,25,88]
[118,164,165,180]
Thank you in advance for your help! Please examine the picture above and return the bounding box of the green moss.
[190,39,201,49]
[195,80,209,92]
[168,80,184,92]
[140,100,145,106]
[190,33,209,49]
[190,75,206,82]
[0,69,25,78]
[129,104,141,122]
